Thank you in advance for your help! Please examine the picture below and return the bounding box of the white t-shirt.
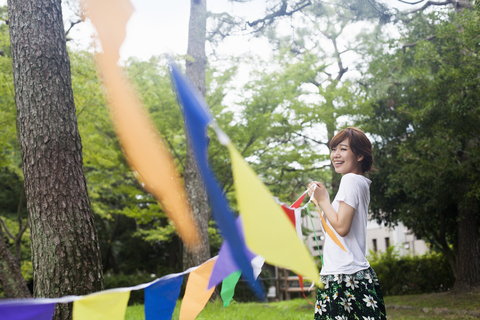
[320,173,371,275]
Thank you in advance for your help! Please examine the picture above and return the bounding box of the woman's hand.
[307,181,329,205]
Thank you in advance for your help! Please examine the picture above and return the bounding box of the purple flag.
[0,302,56,320]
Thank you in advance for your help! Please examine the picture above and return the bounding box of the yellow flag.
[179,259,216,320]
[227,143,321,286]
[73,291,130,320]
[81,0,201,249]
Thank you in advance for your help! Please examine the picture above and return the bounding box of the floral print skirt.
[314,267,387,320]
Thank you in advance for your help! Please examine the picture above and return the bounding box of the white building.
[301,212,429,259]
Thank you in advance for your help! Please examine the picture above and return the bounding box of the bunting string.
[0,258,217,320]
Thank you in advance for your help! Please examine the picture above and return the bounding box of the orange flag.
[312,199,347,252]
[81,0,200,248]
[179,259,216,320]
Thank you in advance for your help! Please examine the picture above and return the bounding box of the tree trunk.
[7,0,104,318]
[0,225,31,298]
[453,201,480,292]
[183,0,211,269]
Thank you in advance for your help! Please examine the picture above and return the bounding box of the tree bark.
[0,225,31,298]
[453,201,480,292]
[7,0,103,318]
[183,0,211,270]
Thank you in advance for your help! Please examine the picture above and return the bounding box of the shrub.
[368,247,454,296]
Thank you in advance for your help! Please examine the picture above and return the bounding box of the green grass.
[126,299,314,320]
[383,291,480,319]
[126,291,480,320]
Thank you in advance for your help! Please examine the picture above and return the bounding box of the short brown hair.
[329,127,374,173]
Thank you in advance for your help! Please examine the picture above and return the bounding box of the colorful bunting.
[227,143,321,287]
[221,271,242,307]
[179,258,216,320]
[0,302,56,320]
[81,0,201,248]
[72,290,130,320]
[145,275,184,320]
[170,64,264,298]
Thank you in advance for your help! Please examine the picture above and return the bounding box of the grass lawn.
[126,291,480,319]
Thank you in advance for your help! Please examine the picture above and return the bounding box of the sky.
[60,0,417,62]
[64,0,271,61]
[0,0,421,62]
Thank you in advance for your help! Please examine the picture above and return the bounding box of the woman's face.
[330,139,364,175]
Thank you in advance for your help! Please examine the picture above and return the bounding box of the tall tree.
[247,0,382,194]
[7,0,103,318]
[364,7,480,292]
[183,0,211,269]
[0,6,32,298]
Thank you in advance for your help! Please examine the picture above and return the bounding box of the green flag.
[221,271,242,307]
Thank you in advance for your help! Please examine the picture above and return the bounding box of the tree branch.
[292,132,327,145]
[0,217,15,240]
[402,35,436,52]
[406,0,453,14]
[247,0,312,31]
[365,0,385,15]
[397,0,424,5]
[65,19,83,41]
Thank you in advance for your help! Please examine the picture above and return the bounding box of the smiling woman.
[308,127,386,320]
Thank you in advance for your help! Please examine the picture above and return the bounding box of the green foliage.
[363,8,480,282]
[0,17,21,175]
[369,247,454,296]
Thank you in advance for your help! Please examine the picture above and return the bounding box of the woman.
[308,127,386,320]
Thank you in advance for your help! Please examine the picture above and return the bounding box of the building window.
[385,237,390,249]
[372,239,377,253]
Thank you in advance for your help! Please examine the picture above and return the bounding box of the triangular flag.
[221,271,241,307]
[145,275,184,320]
[72,291,130,320]
[0,302,56,320]
[291,192,307,209]
[227,143,321,287]
[179,259,216,320]
[281,205,296,226]
[170,64,264,298]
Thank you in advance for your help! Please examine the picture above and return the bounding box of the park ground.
[125,290,480,319]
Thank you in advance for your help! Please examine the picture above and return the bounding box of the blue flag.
[170,64,264,299]
[144,275,183,320]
